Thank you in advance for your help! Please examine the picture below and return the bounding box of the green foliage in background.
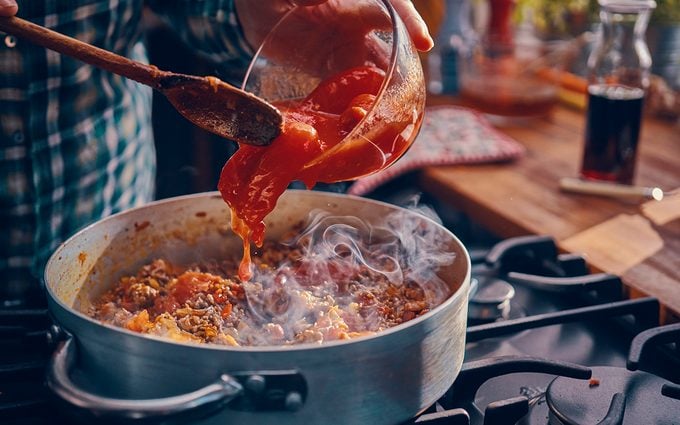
[516,0,680,36]
[515,0,589,34]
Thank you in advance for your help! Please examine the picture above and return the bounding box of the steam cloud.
[236,204,457,345]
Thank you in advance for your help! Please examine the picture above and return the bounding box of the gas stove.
[2,235,680,424]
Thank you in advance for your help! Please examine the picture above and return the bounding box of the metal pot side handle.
[46,335,308,421]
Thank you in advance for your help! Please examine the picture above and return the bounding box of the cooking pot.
[44,190,470,424]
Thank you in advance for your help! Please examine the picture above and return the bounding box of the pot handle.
[46,333,307,421]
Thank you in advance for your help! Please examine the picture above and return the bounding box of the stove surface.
[2,236,680,425]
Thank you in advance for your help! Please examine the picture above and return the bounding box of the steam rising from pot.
[239,205,456,345]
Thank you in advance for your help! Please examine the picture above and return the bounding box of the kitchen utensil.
[0,16,282,146]
[559,177,664,201]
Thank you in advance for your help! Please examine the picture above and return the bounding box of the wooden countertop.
[419,100,680,322]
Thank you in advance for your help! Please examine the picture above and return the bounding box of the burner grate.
[467,297,659,342]
[2,237,680,424]
[447,296,680,424]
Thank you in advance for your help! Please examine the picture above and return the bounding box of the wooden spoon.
[0,16,282,146]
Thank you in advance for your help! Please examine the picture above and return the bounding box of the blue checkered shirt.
[0,0,252,300]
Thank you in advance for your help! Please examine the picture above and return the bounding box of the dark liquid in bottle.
[580,84,644,184]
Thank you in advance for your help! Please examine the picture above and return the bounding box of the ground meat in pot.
[89,233,451,346]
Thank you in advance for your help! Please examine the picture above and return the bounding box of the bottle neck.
[601,8,651,43]
[588,7,654,90]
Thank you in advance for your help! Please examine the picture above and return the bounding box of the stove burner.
[468,235,569,325]
[467,235,623,326]
[468,278,515,322]
[546,366,679,424]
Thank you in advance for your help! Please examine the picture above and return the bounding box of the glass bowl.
[458,38,565,117]
[241,0,425,184]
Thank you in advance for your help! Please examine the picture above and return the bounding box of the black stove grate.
[2,236,680,425]
[467,297,660,343]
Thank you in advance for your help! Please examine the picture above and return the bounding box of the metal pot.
[44,190,470,424]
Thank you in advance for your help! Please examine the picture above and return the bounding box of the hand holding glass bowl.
[237,0,427,183]
[219,0,428,279]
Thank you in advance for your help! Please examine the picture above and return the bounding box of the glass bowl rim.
[239,0,404,172]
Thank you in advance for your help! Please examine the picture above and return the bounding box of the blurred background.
[416,0,679,114]
[144,0,680,199]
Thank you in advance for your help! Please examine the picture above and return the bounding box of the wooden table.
[419,100,680,323]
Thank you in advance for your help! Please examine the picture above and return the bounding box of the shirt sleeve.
[146,0,254,76]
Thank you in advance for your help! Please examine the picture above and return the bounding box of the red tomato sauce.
[218,65,416,281]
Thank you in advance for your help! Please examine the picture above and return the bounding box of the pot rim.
[45,190,471,353]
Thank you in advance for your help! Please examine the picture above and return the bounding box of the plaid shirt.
[0,0,252,300]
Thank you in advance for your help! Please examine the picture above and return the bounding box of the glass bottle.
[580,0,656,185]
[428,0,476,94]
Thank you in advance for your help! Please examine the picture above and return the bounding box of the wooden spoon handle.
[0,16,162,88]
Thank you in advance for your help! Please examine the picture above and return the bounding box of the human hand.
[235,0,433,54]
[0,0,18,17]
[388,0,434,51]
